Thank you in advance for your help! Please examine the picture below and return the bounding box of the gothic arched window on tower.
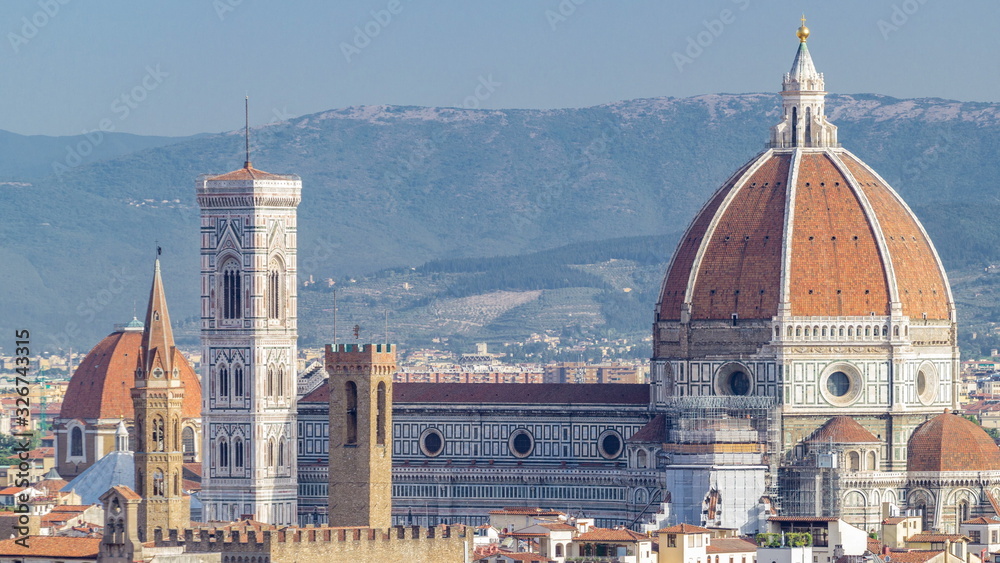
[234,365,244,399]
[376,382,387,446]
[278,437,286,468]
[277,365,284,400]
[219,365,229,399]
[268,439,276,470]
[70,426,84,458]
[153,470,165,497]
[152,417,165,452]
[346,381,358,445]
[219,438,230,469]
[267,257,283,321]
[267,365,275,398]
[221,259,242,321]
[234,437,244,468]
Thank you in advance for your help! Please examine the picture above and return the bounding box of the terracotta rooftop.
[907,533,970,543]
[576,527,650,542]
[0,536,101,558]
[883,517,916,524]
[768,516,840,522]
[538,523,576,531]
[628,414,667,443]
[963,516,1000,525]
[657,523,712,534]
[488,508,564,516]
[657,151,952,321]
[60,329,201,420]
[885,550,944,563]
[907,413,1000,472]
[808,416,881,444]
[206,165,294,182]
[495,553,552,563]
[707,538,758,553]
[111,485,141,501]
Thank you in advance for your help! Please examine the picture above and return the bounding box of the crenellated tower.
[132,258,189,541]
[326,343,395,529]
[197,158,301,525]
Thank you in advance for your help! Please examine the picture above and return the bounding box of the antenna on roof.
[332,289,338,346]
[244,95,251,169]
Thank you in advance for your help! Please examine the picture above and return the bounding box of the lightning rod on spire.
[244,95,251,169]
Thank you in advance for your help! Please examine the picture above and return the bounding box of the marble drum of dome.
[650,24,958,460]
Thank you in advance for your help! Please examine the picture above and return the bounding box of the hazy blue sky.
[2,1,997,136]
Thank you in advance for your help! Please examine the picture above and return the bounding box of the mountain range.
[5,93,1000,354]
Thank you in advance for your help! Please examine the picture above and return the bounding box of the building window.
[277,365,284,399]
[420,428,444,457]
[182,427,195,456]
[153,470,165,497]
[268,258,282,320]
[234,365,244,398]
[827,371,850,397]
[219,439,229,468]
[70,427,83,457]
[971,531,982,543]
[234,437,244,468]
[509,429,534,458]
[152,417,165,452]
[345,381,358,445]
[376,382,387,446]
[221,259,242,320]
[219,365,229,398]
[598,430,623,459]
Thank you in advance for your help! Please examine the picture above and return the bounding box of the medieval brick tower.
[132,258,189,541]
[326,344,395,529]
[197,157,301,525]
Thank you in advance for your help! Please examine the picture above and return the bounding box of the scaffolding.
[661,396,783,510]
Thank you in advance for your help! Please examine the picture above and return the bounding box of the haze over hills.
[5,93,1000,354]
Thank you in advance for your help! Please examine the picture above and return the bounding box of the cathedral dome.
[656,30,952,323]
[60,325,201,421]
[907,413,1000,472]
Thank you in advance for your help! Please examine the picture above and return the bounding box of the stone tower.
[327,343,395,529]
[132,258,189,541]
[197,159,301,525]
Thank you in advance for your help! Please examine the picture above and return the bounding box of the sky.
[2,0,998,137]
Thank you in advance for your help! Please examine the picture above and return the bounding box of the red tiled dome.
[808,416,880,444]
[60,329,201,420]
[657,150,952,322]
[907,413,1000,472]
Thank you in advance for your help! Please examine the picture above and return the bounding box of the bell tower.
[197,157,301,525]
[132,258,189,541]
[326,343,395,529]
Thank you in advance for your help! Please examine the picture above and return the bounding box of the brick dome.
[60,327,201,420]
[907,413,1000,472]
[656,149,953,322]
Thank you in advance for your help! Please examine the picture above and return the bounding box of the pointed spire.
[769,19,838,149]
[138,257,176,379]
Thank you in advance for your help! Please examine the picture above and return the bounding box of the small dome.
[60,328,201,420]
[808,416,880,444]
[907,413,1000,472]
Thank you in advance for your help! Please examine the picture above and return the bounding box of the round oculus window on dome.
[598,430,623,460]
[827,371,851,397]
[915,363,939,405]
[819,364,863,406]
[419,428,444,457]
[508,429,534,458]
[714,363,754,396]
